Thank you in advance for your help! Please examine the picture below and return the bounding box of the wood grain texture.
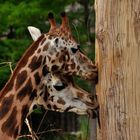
[95,0,140,139]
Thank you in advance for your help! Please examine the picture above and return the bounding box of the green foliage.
[0,39,31,89]
[78,116,89,140]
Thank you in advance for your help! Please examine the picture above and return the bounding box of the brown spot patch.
[57,97,66,105]
[47,104,51,109]
[43,87,49,102]
[0,95,14,120]
[30,89,37,100]
[34,72,41,85]
[40,92,43,96]
[43,44,49,51]
[59,55,65,63]
[47,55,51,61]
[51,65,59,72]
[42,65,49,76]
[56,52,59,57]
[2,107,17,137]
[53,105,59,110]
[77,65,80,70]
[50,96,54,102]
[37,48,41,53]
[64,65,69,71]
[51,59,55,63]
[16,70,27,90]
[17,78,33,101]
[71,63,75,70]
[29,55,42,72]
[65,51,70,61]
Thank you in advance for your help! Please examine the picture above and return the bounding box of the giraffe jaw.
[65,107,92,115]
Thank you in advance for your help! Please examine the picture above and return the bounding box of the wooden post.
[95,0,140,140]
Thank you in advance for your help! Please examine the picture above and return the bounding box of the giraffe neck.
[0,34,49,139]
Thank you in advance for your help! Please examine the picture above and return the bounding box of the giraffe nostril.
[88,95,97,102]
[89,95,94,101]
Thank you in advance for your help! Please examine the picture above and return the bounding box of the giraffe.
[27,26,98,114]
[29,73,98,115]
[0,12,97,139]
[25,73,97,140]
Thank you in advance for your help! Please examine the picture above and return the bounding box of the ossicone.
[61,11,66,17]
[60,11,70,30]
[48,12,56,30]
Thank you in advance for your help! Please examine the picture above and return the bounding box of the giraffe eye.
[53,83,67,91]
[53,85,65,91]
[55,38,59,45]
[71,48,78,54]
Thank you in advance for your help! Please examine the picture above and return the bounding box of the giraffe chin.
[85,101,98,110]
[64,106,97,115]
[66,107,89,115]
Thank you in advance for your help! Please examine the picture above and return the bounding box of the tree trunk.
[89,81,97,140]
[95,0,140,140]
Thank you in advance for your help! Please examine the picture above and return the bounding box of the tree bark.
[95,0,140,140]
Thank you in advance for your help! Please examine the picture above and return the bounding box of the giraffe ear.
[27,26,42,41]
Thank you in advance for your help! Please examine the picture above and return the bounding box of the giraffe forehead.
[47,27,74,38]
[47,32,76,46]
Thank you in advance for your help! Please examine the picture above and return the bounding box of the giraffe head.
[28,26,98,115]
[28,12,97,80]
[30,73,98,115]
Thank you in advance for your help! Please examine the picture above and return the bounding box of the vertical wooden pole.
[95,0,140,139]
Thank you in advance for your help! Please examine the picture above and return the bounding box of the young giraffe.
[0,12,97,139]
[27,26,98,115]
[29,73,98,115]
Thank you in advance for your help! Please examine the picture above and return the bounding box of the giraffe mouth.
[85,101,99,110]
[64,106,74,112]
[84,71,98,81]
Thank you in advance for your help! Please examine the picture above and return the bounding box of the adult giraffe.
[0,12,97,139]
